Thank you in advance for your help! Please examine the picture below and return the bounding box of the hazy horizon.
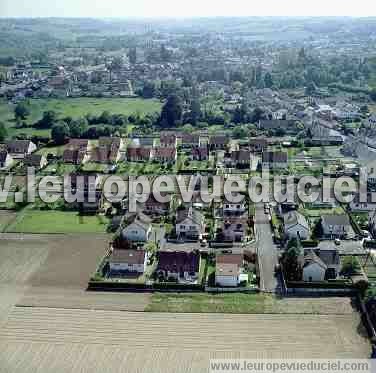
[1,0,375,18]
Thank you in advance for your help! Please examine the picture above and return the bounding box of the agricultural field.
[0,308,370,373]
[5,210,110,234]
[0,234,149,311]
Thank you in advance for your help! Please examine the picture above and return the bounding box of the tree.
[251,107,266,123]
[128,47,137,64]
[0,122,7,141]
[305,82,317,96]
[182,124,194,133]
[14,102,30,121]
[188,99,202,125]
[281,246,302,281]
[37,111,58,129]
[51,122,70,145]
[264,72,274,88]
[142,81,157,99]
[160,44,172,62]
[68,118,88,138]
[99,111,112,124]
[341,256,361,276]
[232,126,248,139]
[160,95,183,128]
[371,89,376,102]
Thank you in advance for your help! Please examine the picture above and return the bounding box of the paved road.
[254,203,280,293]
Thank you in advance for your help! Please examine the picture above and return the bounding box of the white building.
[215,263,240,287]
[215,254,244,287]
[0,151,14,169]
[283,211,310,240]
[302,249,340,282]
[109,249,147,273]
[121,213,152,242]
[176,207,205,241]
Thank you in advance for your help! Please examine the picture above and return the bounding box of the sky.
[0,0,375,18]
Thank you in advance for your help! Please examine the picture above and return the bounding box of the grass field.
[0,97,162,138]
[146,293,266,313]
[5,210,110,234]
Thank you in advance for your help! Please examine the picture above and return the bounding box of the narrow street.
[254,203,281,293]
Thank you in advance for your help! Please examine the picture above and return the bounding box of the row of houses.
[107,248,253,287]
[0,140,48,170]
[282,208,354,241]
[63,138,123,165]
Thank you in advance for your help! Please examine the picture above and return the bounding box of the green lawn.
[0,97,162,138]
[116,161,173,176]
[5,210,109,234]
[81,162,108,173]
[145,292,266,313]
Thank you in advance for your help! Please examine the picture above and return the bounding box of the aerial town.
[1,15,376,372]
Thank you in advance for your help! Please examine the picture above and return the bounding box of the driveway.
[254,203,281,293]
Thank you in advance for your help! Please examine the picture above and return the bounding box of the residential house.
[108,249,147,274]
[90,138,122,164]
[69,173,101,192]
[156,251,200,282]
[366,160,376,190]
[209,135,229,151]
[121,212,152,242]
[283,211,310,240]
[160,134,178,148]
[309,136,344,146]
[136,137,157,147]
[143,195,171,216]
[321,214,352,239]
[126,146,153,162]
[23,154,48,170]
[219,218,248,242]
[63,148,88,165]
[231,150,251,169]
[90,137,123,164]
[67,139,89,150]
[249,138,267,153]
[153,147,177,164]
[0,151,14,169]
[176,206,205,241]
[66,173,103,213]
[181,133,200,148]
[7,140,37,159]
[223,201,247,217]
[302,248,340,281]
[315,104,334,120]
[63,139,89,165]
[262,151,288,169]
[191,146,209,161]
[215,254,244,287]
[349,192,376,212]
